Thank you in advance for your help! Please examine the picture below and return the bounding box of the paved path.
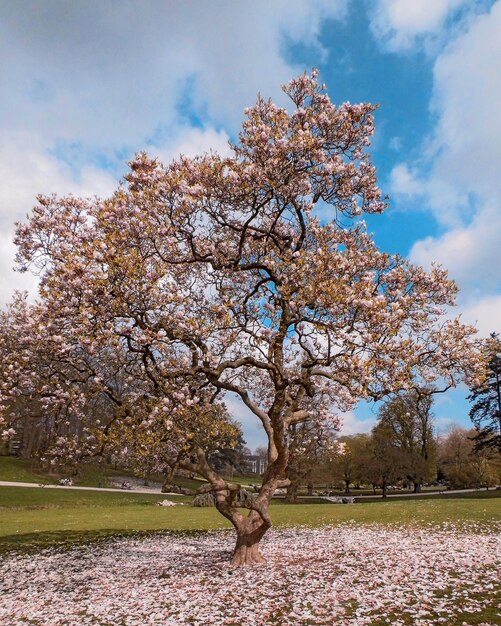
[0,480,181,495]
[274,487,495,501]
[351,487,494,499]
[0,480,494,499]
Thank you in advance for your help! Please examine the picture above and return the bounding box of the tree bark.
[162,463,178,492]
[230,510,270,566]
[285,481,299,503]
[382,478,387,499]
[413,481,422,493]
[344,479,351,494]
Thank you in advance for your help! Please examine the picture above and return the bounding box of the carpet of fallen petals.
[1,523,500,625]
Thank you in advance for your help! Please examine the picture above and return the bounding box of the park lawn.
[0,455,138,487]
[0,455,205,489]
[0,455,59,484]
[346,597,501,626]
[223,474,262,486]
[1,488,499,626]
[1,486,500,553]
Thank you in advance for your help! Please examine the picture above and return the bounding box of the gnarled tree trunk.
[189,440,289,566]
[212,471,281,566]
[230,510,270,566]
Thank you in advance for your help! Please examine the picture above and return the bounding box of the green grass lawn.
[1,454,500,557]
[0,455,60,484]
[0,455,140,487]
[1,486,499,626]
[0,455,204,489]
[1,485,499,553]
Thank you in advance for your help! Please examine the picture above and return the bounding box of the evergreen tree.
[468,333,501,452]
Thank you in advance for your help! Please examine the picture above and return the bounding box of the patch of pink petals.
[1,523,499,625]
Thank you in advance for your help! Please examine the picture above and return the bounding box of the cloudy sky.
[1,0,500,448]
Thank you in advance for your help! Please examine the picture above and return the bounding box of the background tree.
[253,446,268,465]
[4,71,482,566]
[369,420,406,497]
[468,333,501,452]
[376,389,437,493]
[438,426,500,488]
[108,408,244,491]
[208,433,248,480]
[284,417,341,502]
[328,433,371,494]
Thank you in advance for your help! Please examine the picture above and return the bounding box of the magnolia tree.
[0,294,239,469]
[0,293,108,459]
[5,71,483,565]
[108,405,242,490]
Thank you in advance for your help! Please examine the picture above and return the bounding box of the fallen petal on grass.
[1,523,499,625]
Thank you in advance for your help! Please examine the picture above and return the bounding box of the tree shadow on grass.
[0,527,216,556]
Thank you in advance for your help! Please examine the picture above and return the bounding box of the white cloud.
[0,133,116,227]
[385,2,501,326]
[153,127,233,165]
[0,1,347,148]
[457,294,501,337]
[411,202,501,292]
[0,1,348,307]
[370,0,466,51]
[0,132,117,305]
[389,136,402,151]
[390,163,422,197]
[339,410,376,436]
[431,3,501,196]
[390,162,470,227]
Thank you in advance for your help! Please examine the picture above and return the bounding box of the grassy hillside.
[0,455,60,484]
[0,455,264,490]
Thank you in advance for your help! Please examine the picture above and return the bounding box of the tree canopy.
[375,389,437,493]
[1,71,483,565]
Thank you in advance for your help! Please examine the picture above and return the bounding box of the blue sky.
[1,0,500,448]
